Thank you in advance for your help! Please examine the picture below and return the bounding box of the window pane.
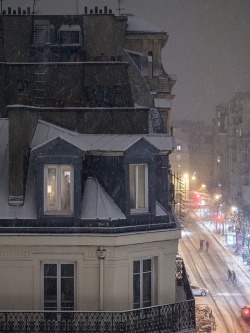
[47,167,57,210]
[138,165,145,208]
[61,170,71,211]
[44,263,57,277]
[143,259,151,272]
[133,274,140,309]
[129,165,136,209]
[143,272,151,307]
[44,277,57,310]
[61,278,74,310]
[61,264,74,277]
[133,261,140,274]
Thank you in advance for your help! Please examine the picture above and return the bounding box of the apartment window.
[42,263,75,311]
[129,164,148,212]
[58,25,81,45]
[177,154,181,161]
[176,145,181,151]
[133,259,153,309]
[44,164,73,214]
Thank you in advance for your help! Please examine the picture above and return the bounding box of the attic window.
[44,164,74,215]
[129,164,148,213]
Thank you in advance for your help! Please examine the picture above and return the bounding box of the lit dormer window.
[44,165,74,215]
[176,145,181,151]
[129,164,148,213]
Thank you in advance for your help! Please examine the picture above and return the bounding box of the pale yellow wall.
[0,263,34,309]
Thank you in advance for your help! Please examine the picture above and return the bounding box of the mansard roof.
[0,119,171,221]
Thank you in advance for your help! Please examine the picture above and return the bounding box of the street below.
[179,214,250,333]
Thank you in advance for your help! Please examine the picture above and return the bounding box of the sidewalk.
[202,220,250,279]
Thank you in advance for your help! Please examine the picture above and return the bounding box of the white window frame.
[129,164,148,213]
[44,164,74,215]
[41,262,76,311]
[133,258,155,309]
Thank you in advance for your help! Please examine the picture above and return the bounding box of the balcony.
[0,301,195,333]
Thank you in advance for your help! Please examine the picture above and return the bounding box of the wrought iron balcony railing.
[0,300,195,333]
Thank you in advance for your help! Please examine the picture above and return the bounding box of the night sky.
[4,0,250,124]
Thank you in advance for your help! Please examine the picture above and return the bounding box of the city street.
[179,215,250,333]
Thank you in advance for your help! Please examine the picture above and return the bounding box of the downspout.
[96,246,107,310]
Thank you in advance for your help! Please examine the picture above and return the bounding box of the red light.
[243,309,250,315]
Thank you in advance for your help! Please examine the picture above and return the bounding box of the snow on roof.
[154,98,172,109]
[31,120,174,152]
[81,177,126,220]
[126,15,165,34]
[156,202,168,216]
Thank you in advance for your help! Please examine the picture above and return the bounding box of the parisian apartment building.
[0,5,196,332]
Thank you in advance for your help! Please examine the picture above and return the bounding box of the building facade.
[212,92,250,213]
[0,6,195,332]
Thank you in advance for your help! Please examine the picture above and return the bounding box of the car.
[241,305,250,321]
[190,284,209,296]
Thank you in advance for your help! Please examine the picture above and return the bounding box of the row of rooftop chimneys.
[1,6,113,15]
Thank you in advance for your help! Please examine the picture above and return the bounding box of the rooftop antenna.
[117,0,125,15]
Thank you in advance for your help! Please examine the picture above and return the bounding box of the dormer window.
[44,164,74,215]
[129,164,148,213]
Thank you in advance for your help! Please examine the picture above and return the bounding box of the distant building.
[212,92,250,213]
[0,6,195,332]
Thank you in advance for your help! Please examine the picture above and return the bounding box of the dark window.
[43,263,75,311]
[133,259,153,308]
